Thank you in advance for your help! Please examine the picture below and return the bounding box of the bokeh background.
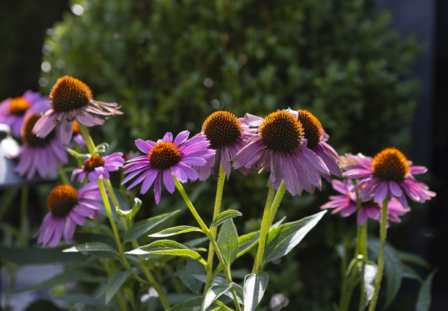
[0,0,446,310]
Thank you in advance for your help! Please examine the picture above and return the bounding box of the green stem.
[204,164,226,294]
[266,181,285,229]
[57,164,70,185]
[19,187,29,247]
[131,240,170,310]
[74,144,84,168]
[339,240,348,310]
[97,179,130,267]
[252,181,285,274]
[78,123,97,155]
[358,223,368,310]
[173,176,242,311]
[368,197,389,311]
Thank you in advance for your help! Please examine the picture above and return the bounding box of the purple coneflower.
[122,131,215,204]
[32,76,123,145]
[232,111,330,195]
[321,180,409,226]
[290,109,341,180]
[0,90,49,137]
[342,149,436,208]
[72,153,124,183]
[193,111,253,181]
[36,183,103,247]
[15,114,68,180]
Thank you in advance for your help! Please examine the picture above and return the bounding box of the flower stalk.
[368,197,389,311]
[204,164,226,294]
[173,176,242,311]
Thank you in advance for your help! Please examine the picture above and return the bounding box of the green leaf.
[263,211,326,263]
[193,274,228,286]
[167,296,231,311]
[124,210,181,242]
[63,242,117,253]
[202,283,235,311]
[54,293,114,307]
[217,219,239,267]
[0,246,85,265]
[415,269,438,311]
[396,250,431,268]
[210,210,242,228]
[368,239,403,308]
[177,258,206,295]
[402,264,423,282]
[105,268,136,304]
[74,232,117,250]
[360,262,377,309]
[184,237,209,248]
[116,197,142,220]
[126,240,207,266]
[17,271,104,293]
[149,226,203,238]
[243,272,269,311]
[237,231,259,259]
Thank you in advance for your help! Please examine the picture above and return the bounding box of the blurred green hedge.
[41,0,420,309]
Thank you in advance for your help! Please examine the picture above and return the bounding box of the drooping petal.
[389,181,403,197]
[60,118,73,145]
[163,169,175,193]
[140,169,159,194]
[374,182,388,203]
[410,166,427,175]
[221,147,231,179]
[154,173,162,204]
[332,180,349,195]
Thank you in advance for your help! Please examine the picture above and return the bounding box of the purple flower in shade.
[15,114,68,180]
[321,179,378,225]
[122,131,216,204]
[72,153,124,182]
[232,111,330,195]
[32,76,123,145]
[321,180,409,226]
[288,109,342,180]
[36,183,103,247]
[342,149,436,208]
[72,120,86,150]
[193,111,255,181]
[0,90,49,137]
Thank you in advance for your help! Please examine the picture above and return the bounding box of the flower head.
[0,91,49,137]
[15,114,68,180]
[321,180,409,226]
[122,131,215,204]
[194,111,254,181]
[32,76,123,145]
[36,183,103,247]
[343,150,436,208]
[232,111,330,195]
[294,109,341,179]
[72,152,124,183]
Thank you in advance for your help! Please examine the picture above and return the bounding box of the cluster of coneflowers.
[0,75,435,311]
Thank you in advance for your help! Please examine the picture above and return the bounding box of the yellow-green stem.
[19,187,28,247]
[78,123,97,156]
[173,176,242,311]
[74,144,84,168]
[131,240,170,310]
[368,197,389,311]
[253,181,285,274]
[358,223,368,310]
[57,164,70,185]
[204,164,226,294]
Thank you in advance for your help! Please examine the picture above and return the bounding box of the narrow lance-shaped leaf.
[368,239,403,308]
[105,268,136,304]
[126,240,207,266]
[63,242,117,253]
[177,258,206,296]
[166,296,231,311]
[360,262,378,310]
[149,226,203,238]
[243,272,269,311]
[415,269,438,311]
[217,219,239,267]
[263,210,326,264]
[210,210,242,228]
[116,197,142,220]
[124,210,181,242]
[202,283,235,311]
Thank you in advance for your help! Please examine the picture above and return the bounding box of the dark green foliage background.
[21,0,422,309]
